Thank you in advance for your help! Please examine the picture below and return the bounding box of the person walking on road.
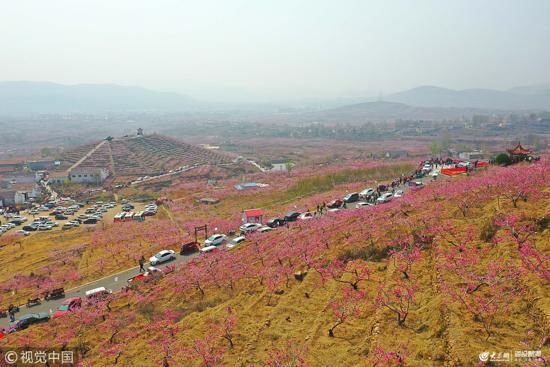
[139,256,146,273]
[8,304,15,322]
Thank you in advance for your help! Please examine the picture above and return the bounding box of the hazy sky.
[2,0,549,102]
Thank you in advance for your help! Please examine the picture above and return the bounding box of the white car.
[298,212,314,220]
[16,230,30,236]
[38,224,53,231]
[204,234,226,246]
[149,250,176,265]
[394,190,404,198]
[376,193,393,204]
[355,202,372,208]
[239,223,262,233]
[359,188,375,198]
[226,236,246,249]
[200,245,217,253]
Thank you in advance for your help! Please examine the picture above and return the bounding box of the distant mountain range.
[385,85,550,110]
[302,101,494,123]
[0,81,549,116]
[0,81,192,114]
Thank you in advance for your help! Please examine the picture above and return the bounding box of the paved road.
[0,253,199,328]
[1,166,440,329]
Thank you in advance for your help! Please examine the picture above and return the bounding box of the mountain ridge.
[0,81,193,114]
[386,84,550,109]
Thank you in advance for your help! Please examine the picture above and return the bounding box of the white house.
[68,167,110,184]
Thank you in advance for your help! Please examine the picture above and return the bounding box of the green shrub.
[495,153,511,166]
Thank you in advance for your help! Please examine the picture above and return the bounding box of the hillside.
[386,85,550,110]
[0,81,192,114]
[306,101,492,122]
[60,134,232,176]
[0,160,547,366]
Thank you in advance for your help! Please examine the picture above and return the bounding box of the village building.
[458,151,485,160]
[0,159,24,174]
[242,208,264,224]
[48,171,69,185]
[270,159,291,172]
[27,160,61,171]
[68,167,110,184]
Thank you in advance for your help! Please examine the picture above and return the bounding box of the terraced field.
[59,134,233,177]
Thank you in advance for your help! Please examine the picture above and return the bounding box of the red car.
[127,267,162,284]
[52,297,81,318]
[327,199,343,209]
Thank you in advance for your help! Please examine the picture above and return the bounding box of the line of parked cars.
[1,285,114,337]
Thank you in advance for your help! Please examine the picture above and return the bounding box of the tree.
[218,307,237,349]
[328,287,365,337]
[188,334,226,367]
[437,243,526,339]
[375,279,416,326]
[370,344,408,367]
[316,259,371,291]
[495,153,511,166]
[264,340,307,367]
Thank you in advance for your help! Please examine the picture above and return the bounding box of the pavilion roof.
[507,143,531,155]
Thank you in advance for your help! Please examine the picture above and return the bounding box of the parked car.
[7,313,50,333]
[266,217,285,228]
[258,226,273,232]
[394,190,404,198]
[355,202,372,208]
[53,297,82,318]
[55,214,68,220]
[204,234,226,246]
[327,199,343,209]
[239,222,263,233]
[62,223,74,230]
[85,287,112,302]
[284,211,301,222]
[22,225,38,231]
[200,245,217,253]
[343,192,360,203]
[226,236,246,249]
[37,224,53,231]
[298,212,314,220]
[16,230,30,236]
[359,188,375,199]
[149,250,176,265]
[376,193,393,204]
[83,218,98,225]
